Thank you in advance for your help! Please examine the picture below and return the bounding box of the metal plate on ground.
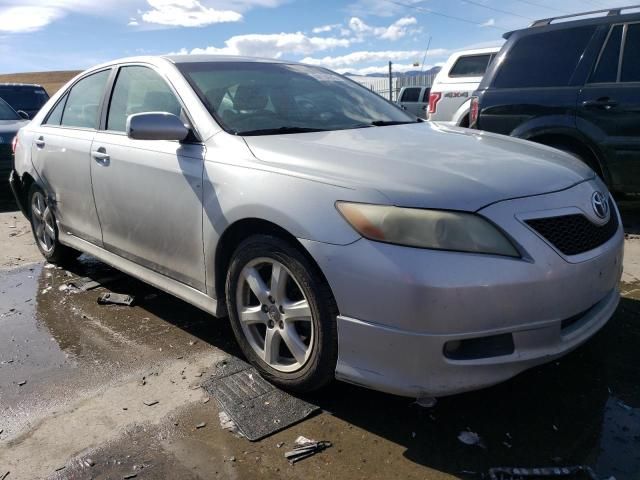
[203,357,319,441]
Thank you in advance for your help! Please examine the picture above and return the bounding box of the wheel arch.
[213,217,338,315]
[514,124,609,184]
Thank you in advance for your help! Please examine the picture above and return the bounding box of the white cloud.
[0,6,64,33]
[176,32,351,58]
[140,0,242,27]
[301,48,449,68]
[312,23,341,34]
[348,16,419,41]
[480,18,496,28]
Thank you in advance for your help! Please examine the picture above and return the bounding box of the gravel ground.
[0,202,639,480]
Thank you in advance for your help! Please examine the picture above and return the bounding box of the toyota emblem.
[591,191,609,220]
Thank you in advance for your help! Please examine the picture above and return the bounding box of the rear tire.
[225,234,338,393]
[28,185,81,265]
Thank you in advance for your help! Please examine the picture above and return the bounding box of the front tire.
[225,234,338,393]
[28,185,81,265]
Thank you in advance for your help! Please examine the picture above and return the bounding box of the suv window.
[621,23,640,83]
[591,25,623,84]
[60,70,110,129]
[449,54,493,77]
[0,86,49,111]
[400,88,421,102]
[107,66,182,132]
[493,26,597,88]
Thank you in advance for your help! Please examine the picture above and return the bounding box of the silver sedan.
[10,55,623,398]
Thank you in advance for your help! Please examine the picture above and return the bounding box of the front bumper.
[301,179,624,397]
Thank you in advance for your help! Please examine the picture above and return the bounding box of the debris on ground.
[143,400,159,407]
[458,430,485,448]
[1,471,9,480]
[123,474,137,479]
[285,438,332,464]
[488,465,599,480]
[196,422,207,429]
[66,273,125,292]
[17,380,26,386]
[97,293,135,307]
[413,397,437,408]
[54,466,65,472]
[276,442,285,448]
[83,458,95,467]
[218,412,239,434]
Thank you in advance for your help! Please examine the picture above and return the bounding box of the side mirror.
[16,110,29,120]
[126,112,189,141]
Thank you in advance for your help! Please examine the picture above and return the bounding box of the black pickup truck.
[471,6,640,194]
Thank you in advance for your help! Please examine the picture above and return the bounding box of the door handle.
[91,148,110,165]
[35,137,45,148]
[582,98,618,109]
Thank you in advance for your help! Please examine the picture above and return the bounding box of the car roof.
[162,54,292,65]
[0,83,45,88]
[504,5,640,39]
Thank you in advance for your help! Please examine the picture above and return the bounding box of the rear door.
[398,87,422,116]
[30,69,111,246]
[578,22,640,191]
[90,64,206,291]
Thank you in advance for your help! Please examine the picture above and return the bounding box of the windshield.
[0,98,19,120]
[0,87,49,111]
[177,62,417,135]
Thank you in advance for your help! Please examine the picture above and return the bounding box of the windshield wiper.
[369,119,423,126]
[238,126,329,136]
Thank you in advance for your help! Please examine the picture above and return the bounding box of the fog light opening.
[444,333,515,360]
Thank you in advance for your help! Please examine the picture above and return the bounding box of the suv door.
[578,22,640,191]
[90,65,206,291]
[31,69,111,245]
[398,87,422,116]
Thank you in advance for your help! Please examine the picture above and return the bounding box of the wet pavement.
[0,204,639,479]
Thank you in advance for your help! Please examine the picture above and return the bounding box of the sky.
[0,0,629,75]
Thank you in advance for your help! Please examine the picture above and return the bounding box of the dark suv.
[471,6,640,193]
[0,84,49,119]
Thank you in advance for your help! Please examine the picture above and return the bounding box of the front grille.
[525,200,618,256]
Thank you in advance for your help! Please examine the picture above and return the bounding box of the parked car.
[11,55,623,398]
[0,97,29,191]
[0,84,50,119]
[397,86,430,118]
[471,6,640,193]
[428,47,499,126]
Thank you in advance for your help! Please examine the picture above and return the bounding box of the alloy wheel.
[235,257,314,373]
[31,191,56,254]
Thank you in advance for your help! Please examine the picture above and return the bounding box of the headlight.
[336,202,519,257]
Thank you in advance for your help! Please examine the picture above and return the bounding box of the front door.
[30,69,111,245]
[90,65,206,291]
[578,23,640,191]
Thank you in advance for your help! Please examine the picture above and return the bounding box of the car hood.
[243,122,594,211]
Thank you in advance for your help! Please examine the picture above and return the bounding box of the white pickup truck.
[427,47,500,127]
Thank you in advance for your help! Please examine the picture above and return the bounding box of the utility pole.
[388,61,393,102]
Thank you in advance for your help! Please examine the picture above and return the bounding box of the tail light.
[11,135,18,155]
[469,96,480,127]
[427,92,442,115]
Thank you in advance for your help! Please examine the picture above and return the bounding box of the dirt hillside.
[0,71,81,96]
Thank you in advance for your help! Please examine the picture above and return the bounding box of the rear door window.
[107,66,182,132]
[449,54,493,77]
[400,88,421,102]
[60,70,110,129]
[590,25,623,84]
[493,26,597,88]
[44,94,67,126]
[621,23,640,83]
